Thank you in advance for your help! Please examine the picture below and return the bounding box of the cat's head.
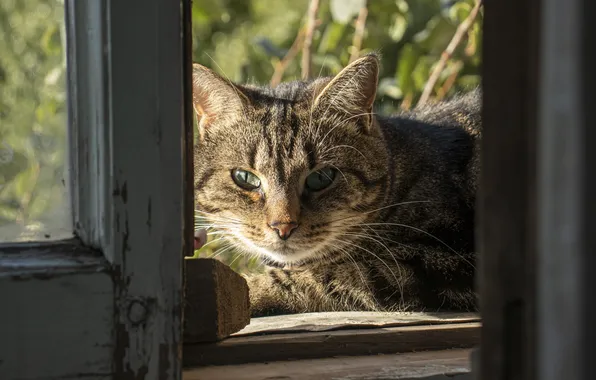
[193,54,389,265]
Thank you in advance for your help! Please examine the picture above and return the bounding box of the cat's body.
[193,54,481,317]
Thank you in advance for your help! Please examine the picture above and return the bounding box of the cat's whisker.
[326,163,349,185]
[326,225,414,249]
[329,236,402,293]
[316,55,328,80]
[198,226,242,234]
[322,144,368,161]
[228,252,244,268]
[195,224,241,233]
[326,238,392,311]
[206,232,237,239]
[335,228,408,304]
[209,243,236,260]
[195,220,239,227]
[360,224,417,251]
[359,225,410,304]
[198,220,242,227]
[195,209,243,223]
[317,111,377,148]
[326,241,378,306]
[195,237,227,251]
[357,222,476,270]
[326,200,434,224]
[331,228,414,252]
[195,216,241,225]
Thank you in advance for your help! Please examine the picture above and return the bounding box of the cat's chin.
[260,247,318,266]
[231,232,320,265]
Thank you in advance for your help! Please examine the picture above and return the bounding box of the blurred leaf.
[378,77,403,99]
[0,204,19,222]
[318,22,347,55]
[41,24,61,55]
[0,149,29,186]
[413,15,457,54]
[395,44,420,96]
[330,0,366,24]
[412,56,434,90]
[465,19,482,57]
[388,13,408,42]
[448,1,472,23]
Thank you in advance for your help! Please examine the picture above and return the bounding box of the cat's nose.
[268,221,299,240]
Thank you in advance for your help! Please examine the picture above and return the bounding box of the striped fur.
[193,54,481,317]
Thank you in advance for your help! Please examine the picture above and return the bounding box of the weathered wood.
[101,1,188,378]
[181,0,195,259]
[0,238,103,271]
[184,322,480,367]
[536,0,595,378]
[235,311,479,336]
[66,0,110,249]
[3,1,190,379]
[478,0,540,379]
[184,258,250,342]
[0,262,112,380]
[184,348,472,380]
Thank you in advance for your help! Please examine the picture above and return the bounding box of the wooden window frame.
[9,0,595,378]
[0,1,190,379]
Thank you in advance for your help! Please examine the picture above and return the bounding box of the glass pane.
[0,0,71,242]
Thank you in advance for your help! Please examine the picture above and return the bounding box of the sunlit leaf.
[448,1,472,23]
[378,77,403,99]
[413,15,457,54]
[388,13,408,42]
[330,0,365,24]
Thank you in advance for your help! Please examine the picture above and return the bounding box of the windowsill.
[183,312,480,367]
[184,347,474,380]
[0,238,107,276]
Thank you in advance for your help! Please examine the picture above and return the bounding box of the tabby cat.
[192,53,481,317]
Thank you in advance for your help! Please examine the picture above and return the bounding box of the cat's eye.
[231,169,261,191]
[305,168,336,191]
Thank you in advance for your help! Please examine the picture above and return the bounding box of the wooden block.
[183,258,250,343]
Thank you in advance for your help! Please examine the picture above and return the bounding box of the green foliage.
[0,0,69,241]
[192,0,483,273]
[192,0,483,111]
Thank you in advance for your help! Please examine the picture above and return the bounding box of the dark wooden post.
[478,0,541,379]
[535,0,596,378]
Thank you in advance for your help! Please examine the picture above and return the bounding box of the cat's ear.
[309,53,379,134]
[192,63,249,139]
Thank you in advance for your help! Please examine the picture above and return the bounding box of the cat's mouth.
[257,242,319,265]
[230,230,322,265]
